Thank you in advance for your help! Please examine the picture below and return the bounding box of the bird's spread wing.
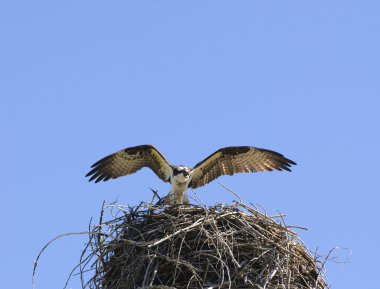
[189,146,296,189]
[86,145,172,183]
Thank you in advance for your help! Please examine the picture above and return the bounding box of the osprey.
[86,145,296,205]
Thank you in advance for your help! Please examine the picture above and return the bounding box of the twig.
[218,182,243,203]
[32,231,90,289]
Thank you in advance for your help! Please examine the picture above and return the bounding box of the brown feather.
[85,145,171,183]
[190,146,296,189]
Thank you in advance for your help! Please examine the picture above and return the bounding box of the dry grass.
[80,199,328,289]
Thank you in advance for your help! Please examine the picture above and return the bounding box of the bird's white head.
[171,166,191,184]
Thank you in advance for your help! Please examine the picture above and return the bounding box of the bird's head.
[172,166,191,183]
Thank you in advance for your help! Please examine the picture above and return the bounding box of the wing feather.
[190,146,296,189]
[85,145,172,183]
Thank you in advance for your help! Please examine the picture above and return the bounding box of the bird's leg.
[168,190,182,205]
[182,191,189,205]
[168,190,191,205]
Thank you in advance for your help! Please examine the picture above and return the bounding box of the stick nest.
[82,201,328,289]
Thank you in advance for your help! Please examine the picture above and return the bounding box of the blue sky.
[1,1,379,288]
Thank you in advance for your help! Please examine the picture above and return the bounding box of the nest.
[82,201,328,289]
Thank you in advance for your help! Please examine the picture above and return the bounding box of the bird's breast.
[171,179,189,192]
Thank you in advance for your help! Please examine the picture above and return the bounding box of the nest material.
[83,202,328,289]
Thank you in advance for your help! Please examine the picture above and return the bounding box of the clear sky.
[1,1,379,288]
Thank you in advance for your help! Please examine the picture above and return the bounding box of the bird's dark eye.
[182,170,189,176]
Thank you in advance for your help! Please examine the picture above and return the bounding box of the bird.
[86,145,296,205]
